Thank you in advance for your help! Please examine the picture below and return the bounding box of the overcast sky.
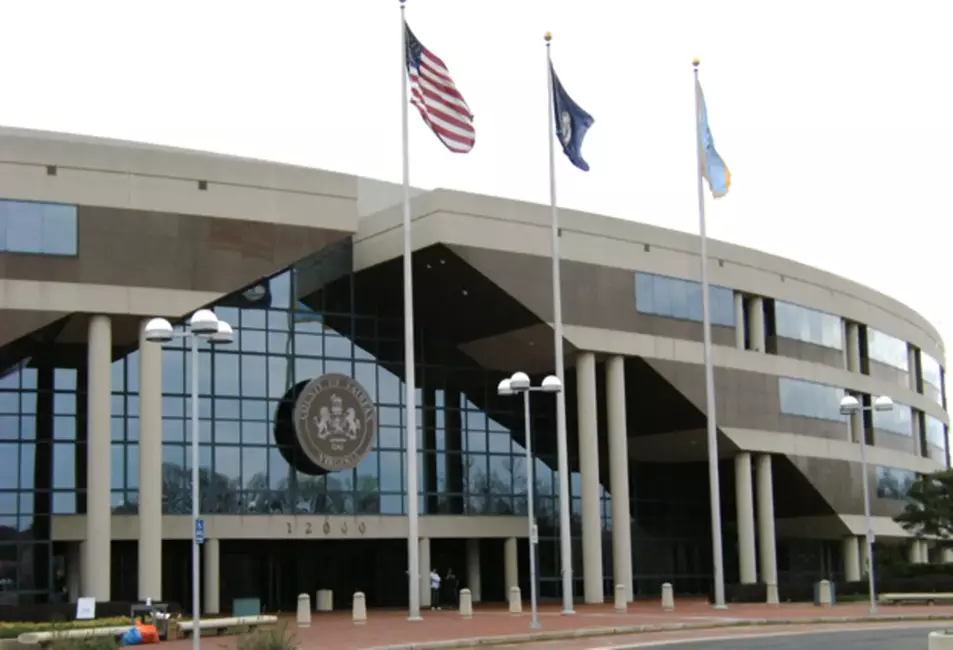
[4,1,951,363]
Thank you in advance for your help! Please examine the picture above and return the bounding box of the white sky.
[3,1,951,360]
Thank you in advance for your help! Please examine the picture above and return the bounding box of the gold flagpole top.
[692,58,701,68]
[544,32,552,43]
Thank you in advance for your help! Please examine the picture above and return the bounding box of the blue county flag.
[550,63,594,171]
[697,80,731,198]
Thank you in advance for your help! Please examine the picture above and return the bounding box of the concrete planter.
[929,630,953,649]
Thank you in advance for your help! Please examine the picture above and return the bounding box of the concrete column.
[67,543,81,602]
[466,539,482,603]
[846,322,860,372]
[504,537,518,591]
[921,540,931,564]
[942,547,953,564]
[842,536,861,582]
[860,537,870,575]
[755,454,778,586]
[733,292,745,350]
[203,538,220,614]
[746,297,765,352]
[606,356,633,602]
[419,537,431,608]
[912,408,923,457]
[84,314,111,601]
[138,319,163,600]
[576,351,604,604]
[908,540,921,564]
[734,453,757,584]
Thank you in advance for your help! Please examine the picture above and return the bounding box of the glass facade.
[875,466,916,500]
[0,199,78,256]
[872,403,912,437]
[774,301,842,349]
[867,328,909,371]
[778,377,844,422]
[634,273,735,327]
[925,414,947,463]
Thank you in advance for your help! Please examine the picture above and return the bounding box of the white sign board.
[75,597,96,620]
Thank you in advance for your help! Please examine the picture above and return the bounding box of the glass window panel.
[922,353,943,390]
[111,444,125,489]
[126,445,140,489]
[633,272,734,326]
[239,329,267,354]
[53,416,75,441]
[875,466,917,500]
[778,377,844,422]
[39,203,78,255]
[3,200,43,252]
[52,443,75,489]
[867,328,909,371]
[873,404,912,436]
[774,301,843,349]
[214,354,240,396]
[240,355,267,398]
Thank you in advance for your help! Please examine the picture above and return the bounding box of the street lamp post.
[497,371,563,631]
[839,393,894,616]
[145,310,234,650]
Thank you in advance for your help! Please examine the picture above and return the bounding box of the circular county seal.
[292,373,376,472]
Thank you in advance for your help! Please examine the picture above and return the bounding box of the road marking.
[586,621,943,648]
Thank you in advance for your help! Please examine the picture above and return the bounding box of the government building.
[0,127,946,612]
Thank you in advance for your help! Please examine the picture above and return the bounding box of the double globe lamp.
[143,309,234,650]
[838,392,894,616]
[496,371,562,630]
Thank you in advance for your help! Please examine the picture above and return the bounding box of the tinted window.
[925,414,947,451]
[774,301,843,349]
[634,272,735,327]
[872,403,912,436]
[778,377,844,421]
[875,466,916,500]
[0,199,77,255]
[867,328,909,371]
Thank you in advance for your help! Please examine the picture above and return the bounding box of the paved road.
[606,624,937,649]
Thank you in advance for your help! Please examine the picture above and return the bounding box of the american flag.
[405,22,475,153]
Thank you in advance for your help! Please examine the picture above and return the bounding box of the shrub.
[233,624,296,650]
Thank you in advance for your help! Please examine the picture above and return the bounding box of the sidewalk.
[162,601,953,650]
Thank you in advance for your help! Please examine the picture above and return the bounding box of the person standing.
[445,568,459,608]
[429,568,442,610]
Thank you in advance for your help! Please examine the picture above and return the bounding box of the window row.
[875,466,916,501]
[634,273,735,327]
[774,301,843,350]
[867,328,909,371]
[0,199,77,256]
[778,377,844,422]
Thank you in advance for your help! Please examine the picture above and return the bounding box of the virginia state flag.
[551,63,594,171]
[697,81,731,198]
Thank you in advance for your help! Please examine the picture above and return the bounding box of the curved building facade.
[0,127,946,611]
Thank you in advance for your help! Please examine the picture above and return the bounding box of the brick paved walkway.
[162,601,953,650]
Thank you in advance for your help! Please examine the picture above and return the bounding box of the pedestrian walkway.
[162,601,953,650]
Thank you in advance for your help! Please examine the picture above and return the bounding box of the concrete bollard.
[614,584,627,613]
[352,592,367,624]
[315,589,333,612]
[459,588,473,619]
[766,582,779,606]
[928,630,953,649]
[508,586,522,615]
[817,579,832,607]
[296,593,312,628]
[661,582,674,611]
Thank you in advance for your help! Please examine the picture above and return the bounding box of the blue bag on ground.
[121,626,142,646]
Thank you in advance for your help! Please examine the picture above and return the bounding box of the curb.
[374,614,953,650]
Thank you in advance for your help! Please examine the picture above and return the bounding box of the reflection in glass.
[778,378,845,421]
[875,466,916,500]
[867,328,909,371]
[774,301,843,349]
[872,404,912,436]
[634,272,735,327]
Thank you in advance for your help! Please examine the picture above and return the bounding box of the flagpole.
[545,31,575,616]
[693,58,726,610]
[401,0,422,622]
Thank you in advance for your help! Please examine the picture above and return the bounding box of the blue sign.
[195,518,205,545]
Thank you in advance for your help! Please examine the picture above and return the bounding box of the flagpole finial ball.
[692,58,701,67]
[544,32,552,42]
